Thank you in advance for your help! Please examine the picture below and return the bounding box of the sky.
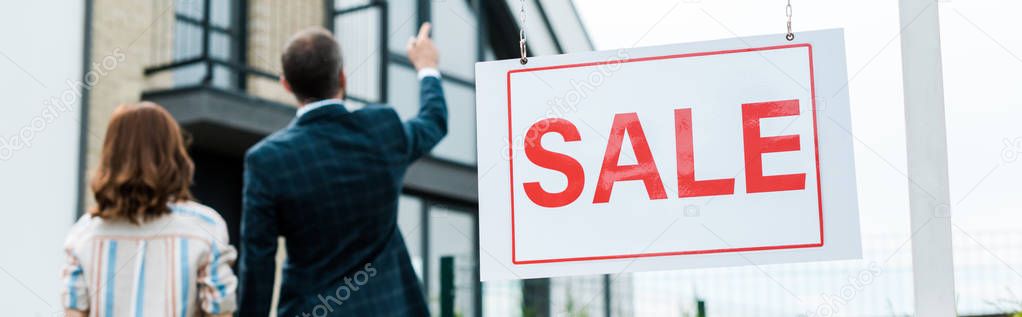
[571,0,1022,314]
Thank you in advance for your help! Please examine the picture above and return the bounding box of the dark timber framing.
[76,0,94,219]
[472,1,486,315]
[420,198,432,298]
[233,0,248,89]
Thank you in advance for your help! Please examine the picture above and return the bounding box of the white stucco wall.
[0,0,84,314]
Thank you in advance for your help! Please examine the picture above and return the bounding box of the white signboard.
[475,29,861,280]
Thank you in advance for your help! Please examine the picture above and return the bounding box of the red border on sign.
[506,43,824,265]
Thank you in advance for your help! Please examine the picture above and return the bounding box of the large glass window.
[425,0,480,165]
[431,82,477,164]
[333,1,384,104]
[387,65,421,119]
[331,0,481,166]
[171,0,238,88]
[432,0,478,80]
[329,2,489,316]
[386,0,417,54]
[428,205,478,317]
[398,195,426,280]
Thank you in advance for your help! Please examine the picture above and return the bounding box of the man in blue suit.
[238,23,445,316]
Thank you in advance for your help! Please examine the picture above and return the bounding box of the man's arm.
[403,22,448,162]
[238,151,279,317]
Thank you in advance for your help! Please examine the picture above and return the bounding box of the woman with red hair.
[61,102,236,317]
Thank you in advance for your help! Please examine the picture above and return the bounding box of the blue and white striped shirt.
[61,201,237,316]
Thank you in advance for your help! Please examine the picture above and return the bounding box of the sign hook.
[518,0,528,64]
[786,0,795,41]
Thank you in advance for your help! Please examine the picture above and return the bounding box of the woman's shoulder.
[168,201,232,245]
[169,200,228,228]
[64,214,99,250]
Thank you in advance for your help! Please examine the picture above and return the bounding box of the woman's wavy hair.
[90,102,193,224]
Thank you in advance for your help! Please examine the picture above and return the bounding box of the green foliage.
[560,284,590,317]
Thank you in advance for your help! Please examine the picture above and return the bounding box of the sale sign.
[475,29,861,280]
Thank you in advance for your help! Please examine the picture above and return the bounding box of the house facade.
[75,0,629,316]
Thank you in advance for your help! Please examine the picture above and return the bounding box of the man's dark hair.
[281,27,342,103]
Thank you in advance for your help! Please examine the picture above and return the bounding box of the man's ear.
[280,75,293,94]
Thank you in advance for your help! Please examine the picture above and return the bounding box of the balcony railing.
[143,0,278,91]
[142,0,386,107]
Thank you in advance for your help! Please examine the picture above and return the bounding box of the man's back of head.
[280,27,343,104]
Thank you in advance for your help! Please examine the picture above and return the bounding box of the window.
[329,2,487,316]
[171,0,240,88]
[431,82,476,163]
[398,195,426,280]
[333,1,383,103]
[432,0,477,80]
[428,205,478,316]
[425,0,479,165]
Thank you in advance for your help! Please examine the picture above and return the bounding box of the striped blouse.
[61,201,238,316]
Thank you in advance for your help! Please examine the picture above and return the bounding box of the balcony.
[141,0,477,205]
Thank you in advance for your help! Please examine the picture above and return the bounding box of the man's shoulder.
[245,129,293,163]
[353,104,401,122]
[245,104,406,163]
[353,104,407,136]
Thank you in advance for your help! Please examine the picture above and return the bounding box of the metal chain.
[519,0,528,64]
[785,0,795,41]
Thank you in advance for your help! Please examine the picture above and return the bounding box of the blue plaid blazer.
[238,77,447,317]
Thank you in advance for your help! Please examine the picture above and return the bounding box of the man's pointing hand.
[407,22,438,71]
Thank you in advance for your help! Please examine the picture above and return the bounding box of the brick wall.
[83,0,174,208]
[246,0,326,105]
[83,0,326,207]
